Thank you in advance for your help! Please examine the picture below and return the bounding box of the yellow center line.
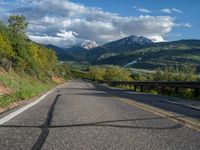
[112,96,200,131]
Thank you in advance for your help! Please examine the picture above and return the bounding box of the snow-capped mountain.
[81,40,99,49]
[46,35,154,62]
[105,35,153,48]
[129,35,153,45]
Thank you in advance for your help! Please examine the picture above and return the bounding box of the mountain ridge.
[45,35,200,71]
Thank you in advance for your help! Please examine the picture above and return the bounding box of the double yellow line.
[113,96,200,131]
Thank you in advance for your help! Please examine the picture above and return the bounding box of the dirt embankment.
[52,76,65,84]
[0,85,11,96]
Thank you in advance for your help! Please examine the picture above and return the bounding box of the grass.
[0,70,56,107]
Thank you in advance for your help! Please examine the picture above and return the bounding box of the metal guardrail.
[106,81,200,97]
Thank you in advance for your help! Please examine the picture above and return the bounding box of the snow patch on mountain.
[119,35,153,45]
[81,40,99,49]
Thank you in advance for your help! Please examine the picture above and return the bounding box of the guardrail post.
[160,86,164,94]
[128,83,132,89]
[194,89,199,97]
[140,86,143,92]
[175,87,179,94]
[4,60,12,72]
[134,85,137,91]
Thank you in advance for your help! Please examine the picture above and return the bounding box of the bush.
[103,66,132,81]
[87,66,133,82]
[150,64,198,81]
[87,66,106,81]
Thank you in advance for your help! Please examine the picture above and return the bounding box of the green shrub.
[86,65,133,82]
[87,66,106,81]
[103,66,132,81]
[150,64,198,81]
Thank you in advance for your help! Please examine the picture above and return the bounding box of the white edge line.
[0,89,54,125]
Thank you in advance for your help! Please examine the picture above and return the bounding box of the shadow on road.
[88,81,200,122]
[0,115,185,129]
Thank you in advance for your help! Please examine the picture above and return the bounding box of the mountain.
[86,35,153,62]
[81,40,99,49]
[46,36,200,72]
[95,39,200,71]
[104,35,153,50]
[45,44,75,61]
[46,42,97,61]
[46,35,153,62]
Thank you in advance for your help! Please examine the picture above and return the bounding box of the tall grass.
[0,70,55,107]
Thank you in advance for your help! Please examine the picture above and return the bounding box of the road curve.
[0,79,200,150]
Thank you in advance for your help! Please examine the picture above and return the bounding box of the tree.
[8,15,28,37]
[87,66,133,82]
[87,66,106,81]
[103,66,132,81]
[0,22,15,59]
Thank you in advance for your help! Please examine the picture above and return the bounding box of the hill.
[95,40,200,71]
[45,44,75,61]
[46,35,200,72]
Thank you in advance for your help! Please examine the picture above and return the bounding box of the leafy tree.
[8,15,28,37]
[0,22,15,60]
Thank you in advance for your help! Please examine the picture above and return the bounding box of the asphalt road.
[0,79,200,150]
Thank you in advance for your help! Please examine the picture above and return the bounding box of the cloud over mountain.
[1,0,190,47]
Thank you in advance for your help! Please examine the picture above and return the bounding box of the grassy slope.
[0,69,57,107]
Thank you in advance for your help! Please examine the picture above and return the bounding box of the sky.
[0,0,199,47]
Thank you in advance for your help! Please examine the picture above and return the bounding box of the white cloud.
[172,8,183,14]
[28,34,78,47]
[175,23,191,28]
[134,6,152,13]
[57,30,78,38]
[138,8,152,13]
[161,8,183,14]
[161,8,172,14]
[184,23,192,28]
[2,0,189,47]
[146,35,165,42]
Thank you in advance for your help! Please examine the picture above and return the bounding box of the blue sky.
[72,0,200,41]
[0,0,199,47]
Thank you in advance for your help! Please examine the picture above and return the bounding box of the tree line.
[84,64,199,82]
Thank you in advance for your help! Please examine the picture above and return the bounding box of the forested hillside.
[0,15,69,109]
[0,15,59,76]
